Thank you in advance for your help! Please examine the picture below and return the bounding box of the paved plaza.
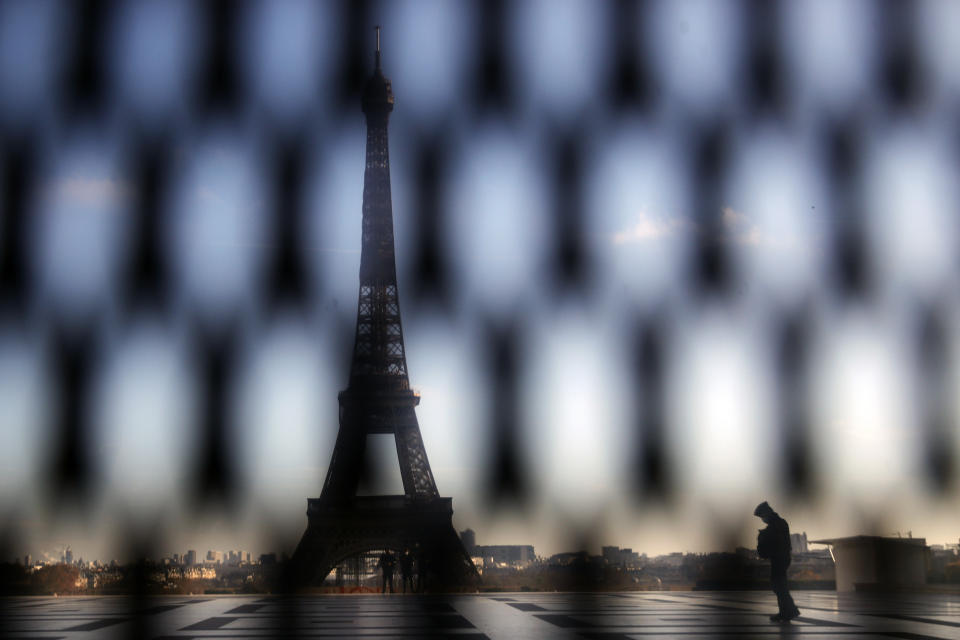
[4,591,960,639]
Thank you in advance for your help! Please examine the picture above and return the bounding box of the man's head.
[754,501,774,523]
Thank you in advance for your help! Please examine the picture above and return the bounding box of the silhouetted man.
[400,548,414,593]
[378,550,396,594]
[755,501,800,622]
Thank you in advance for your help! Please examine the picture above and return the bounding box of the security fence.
[1,0,960,584]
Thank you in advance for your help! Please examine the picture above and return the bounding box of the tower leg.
[291,496,478,590]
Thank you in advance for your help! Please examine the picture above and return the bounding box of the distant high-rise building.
[602,546,641,567]
[64,547,73,565]
[791,532,809,554]
[245,552,251,564]
[172,553,180,565]
[460,529,477,556]
[184,550,197,566]
[24,554,31,567]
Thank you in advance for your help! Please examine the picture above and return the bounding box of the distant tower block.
[292,28,477,588]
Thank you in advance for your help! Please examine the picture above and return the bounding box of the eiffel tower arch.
[292,29,477,589]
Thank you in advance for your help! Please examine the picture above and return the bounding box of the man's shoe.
[769,614,784,622]
[786,608,801,620]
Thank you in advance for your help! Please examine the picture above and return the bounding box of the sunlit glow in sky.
[670,306,776,506]
[812,310,918,502]
[527,311,631,509]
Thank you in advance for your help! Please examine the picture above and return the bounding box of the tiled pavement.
[4,591,960,639]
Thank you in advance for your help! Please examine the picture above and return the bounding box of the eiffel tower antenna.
[292,28,477,589]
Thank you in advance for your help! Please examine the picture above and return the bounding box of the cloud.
[720,206,809,254]
[612,207,814,257]
[721,206,764,245]
[611,212,696,245]
[48,177,132,209]
[721,206,748,229]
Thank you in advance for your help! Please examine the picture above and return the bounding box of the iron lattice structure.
[293,33,476,588]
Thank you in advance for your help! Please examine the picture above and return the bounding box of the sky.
[2,0,960,564]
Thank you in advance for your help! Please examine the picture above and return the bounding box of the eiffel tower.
[292,29,477,588]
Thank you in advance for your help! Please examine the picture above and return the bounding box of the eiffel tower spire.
[350,25,406,389]
[319,30,440,505]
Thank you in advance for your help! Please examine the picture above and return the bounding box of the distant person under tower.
[378,550,396,594]
[400,549,414,594]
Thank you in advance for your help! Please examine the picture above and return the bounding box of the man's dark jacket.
[757,513,792,568]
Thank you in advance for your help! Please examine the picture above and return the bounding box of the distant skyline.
[14,523,960,568]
